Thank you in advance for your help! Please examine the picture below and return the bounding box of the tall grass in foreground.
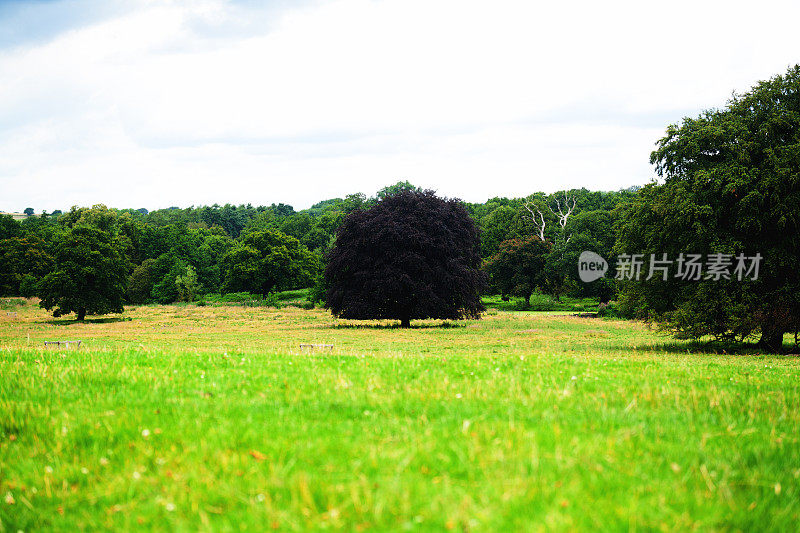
[1,301,798,531]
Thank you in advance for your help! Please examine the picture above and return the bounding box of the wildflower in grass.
[133,471,141,480]
[142,429,150,438]
[4,492,14,505]
[249,450,267,461]
[100,457,109,465]
[165,502,176,512]
[45,466,53,474]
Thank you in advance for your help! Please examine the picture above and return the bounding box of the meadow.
[1,298,799,531]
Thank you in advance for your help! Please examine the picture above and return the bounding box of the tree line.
[0,182,636,310]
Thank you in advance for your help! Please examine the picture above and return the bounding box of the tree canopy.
[484,236,550,306]
[0,236,53,297]
[617,65,800,350]
[38,212,130,321]
[222,230,319,297]
[1,183,635,315]
[325,189,485,327]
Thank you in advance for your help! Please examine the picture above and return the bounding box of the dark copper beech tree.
[325,189,486,327]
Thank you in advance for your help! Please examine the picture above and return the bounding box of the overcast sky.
[1,0,799,212]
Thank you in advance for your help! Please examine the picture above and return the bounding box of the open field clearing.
[1,300,799,531]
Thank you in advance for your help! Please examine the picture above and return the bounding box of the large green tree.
[616,66,800,351]
[222,230,319,297]
[484,236,550,306]
[38,224,130,321]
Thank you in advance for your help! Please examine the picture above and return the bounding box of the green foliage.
[307,273,327,304]
[376,180,421,199]
[19,274,38,298]
[175,264,198,302]
[618,65,800,350]
[151,258,188,304]
[204,291,262,303]
[38,221,130,321]
[482,293,598,312]
[198,289,313,309]
[59,204,118,232]
[0,236,54,296]
[222,230,320,297]
[543,234,616,303]
[297,299,315,310]
[477,203,529,258]
[484,236,551,306]
[4,184,635,312]
[0,215,21,240]
[596,301,634,319]
[127,258,158,304]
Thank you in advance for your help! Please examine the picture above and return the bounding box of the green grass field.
[1,298,799,531]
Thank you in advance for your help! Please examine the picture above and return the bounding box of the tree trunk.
[758,328,784,353]
[77,308,86,321]
[525,293,531,308]
[400,316,411,328]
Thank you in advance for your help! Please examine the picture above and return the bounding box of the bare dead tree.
[549,190,577,230]
[523,191,577,244]
[522,200,546,241]
[550,191,576,244]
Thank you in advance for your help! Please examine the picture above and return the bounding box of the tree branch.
[548,191,577,230]
[523,200,546,241]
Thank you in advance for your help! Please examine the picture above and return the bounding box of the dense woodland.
[0,181,638,308]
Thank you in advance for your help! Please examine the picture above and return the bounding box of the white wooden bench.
[44,340,82,349]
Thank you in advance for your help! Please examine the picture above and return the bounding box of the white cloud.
[1,0,799,211]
